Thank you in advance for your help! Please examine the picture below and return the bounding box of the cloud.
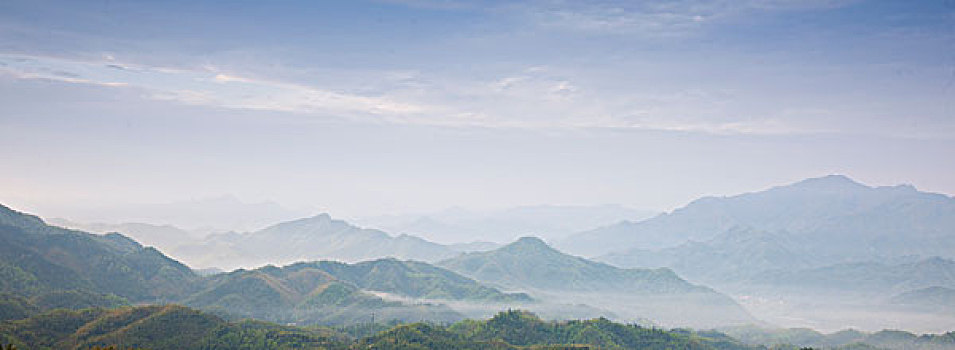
[0,53,430,120]
[1,52,927,138]
[514,0,858,36]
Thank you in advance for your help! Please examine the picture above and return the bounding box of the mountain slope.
[440,237,697,293]
[361,310,754,350]
[721,325,955,350]
[0,305,351,350]
[1,306,753,350]
[561,175,955,259]
[890,286,955,313]
[45,219,203,265]
[438,237,754,328]
[179,214,457,269]
[746,257,955,295]
[298,259,531,302]
[0,204,198,302]
[600,226,815,283]
[183,258,529,324]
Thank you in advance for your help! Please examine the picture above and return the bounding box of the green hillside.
[721,325,955,350]
[184,264,465,325]
[0,305,350,350]
[359,310,753,350]
[294,259,532,302]
[2,305,756,350]
[0,204,198,302]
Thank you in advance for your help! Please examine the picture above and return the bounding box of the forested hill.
[0,305,756,350]
[438,236,755,328]
[439,237,696,293]
[0,204,198,302]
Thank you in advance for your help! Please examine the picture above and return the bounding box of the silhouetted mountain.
[600,226,814,283]
[438,237,755,328]
[45,195,310,232]
[570,175,955,263]
[352,204,656,244]
[890,286,955,313]
[178,213,458,269]
[747,257,955,295]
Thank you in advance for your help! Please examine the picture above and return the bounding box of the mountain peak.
[495,236,557,255]
[308,213,333,221]
[785,174,868,192]
[261,213,339,232]
[287,213,334,225]
[508,236,550,249]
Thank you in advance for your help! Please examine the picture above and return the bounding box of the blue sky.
[1,0,953,219]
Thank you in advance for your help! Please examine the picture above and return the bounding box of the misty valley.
[3,1,954,348]
[1,175,954,349]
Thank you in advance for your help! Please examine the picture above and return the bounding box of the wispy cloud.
[514,0,859,36]
[0,52,936,138]
[0,53,430,121]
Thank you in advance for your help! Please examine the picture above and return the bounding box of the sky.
[1,0,953,221]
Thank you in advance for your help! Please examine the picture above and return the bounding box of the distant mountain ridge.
[566,175,955,262]
[352,204,657,244]
[600,226,815,283]
[577,175,955,332]
[175,213,459,269]
[746,256,955,295]
[890,286,955,313]
[42,195,310,232]
[440,237,697,293]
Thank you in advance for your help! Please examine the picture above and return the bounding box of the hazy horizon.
[2,1,955,342]
[2,0,954,221]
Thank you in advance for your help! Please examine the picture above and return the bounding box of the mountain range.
[58,213,506,271]
[563,175,955,262]
[560,175,955,332]
[6,174,955,333]
[165,214,460,269]
[438,236,755,328]
[351,204,656,244]
[0,305,758,350]
[42,195,310,233]
[0,203,529,326]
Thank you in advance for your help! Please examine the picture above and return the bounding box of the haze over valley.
[2,0,954,349]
